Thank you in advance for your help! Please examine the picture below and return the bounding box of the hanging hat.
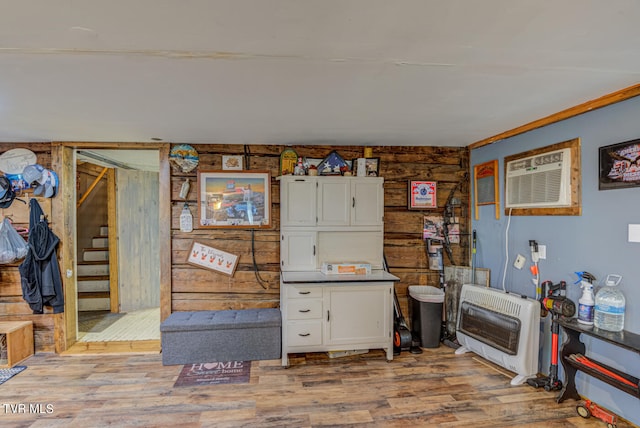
[34,169,58,198]
[0,175,16,208]
[4,173,29,191]
[45,170,58,198]
[0,175,8,199]
[22,164,45,186]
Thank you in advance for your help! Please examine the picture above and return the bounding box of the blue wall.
[471,95,640,425]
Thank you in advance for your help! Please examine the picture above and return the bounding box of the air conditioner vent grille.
[505,147,571,208]
[507,168,562,205]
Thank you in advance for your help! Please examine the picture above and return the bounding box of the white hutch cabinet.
[278,175,398,367]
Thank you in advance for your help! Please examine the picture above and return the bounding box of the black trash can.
[408,286,445,348]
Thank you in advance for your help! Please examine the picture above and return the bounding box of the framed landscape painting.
[197,170,271,228]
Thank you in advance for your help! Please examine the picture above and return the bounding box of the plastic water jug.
[594,274,625,332]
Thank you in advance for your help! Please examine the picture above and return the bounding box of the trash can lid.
[408,285,445,302]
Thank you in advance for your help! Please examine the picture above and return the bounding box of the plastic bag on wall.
[0,217,28,263]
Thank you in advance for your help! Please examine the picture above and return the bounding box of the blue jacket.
[19,198,64,314]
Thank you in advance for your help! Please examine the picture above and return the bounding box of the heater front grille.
[458,301,521,355]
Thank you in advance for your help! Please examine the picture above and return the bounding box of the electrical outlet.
[514,254,526,269]
[538,245,546,259]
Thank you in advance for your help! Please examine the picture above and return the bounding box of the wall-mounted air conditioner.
[505,148,571,208]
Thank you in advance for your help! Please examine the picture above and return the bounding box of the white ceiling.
[1,1,640,147]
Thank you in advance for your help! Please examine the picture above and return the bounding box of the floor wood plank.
[0,346,635,427]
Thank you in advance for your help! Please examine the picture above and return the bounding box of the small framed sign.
[187,241,239,276]
[408,180,437,209]
[598,138,640,190]
[222,155,243,170]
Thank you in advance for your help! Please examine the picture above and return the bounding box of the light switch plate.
[538,245,546,259]
[629,224,640,243]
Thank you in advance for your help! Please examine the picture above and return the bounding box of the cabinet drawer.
[287,299,322,319]
[287,321,323,346]
[288,286,322,299]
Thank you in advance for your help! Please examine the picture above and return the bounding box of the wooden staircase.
[77,225,111,311]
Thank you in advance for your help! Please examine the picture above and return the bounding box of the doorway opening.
[75,149,161,346]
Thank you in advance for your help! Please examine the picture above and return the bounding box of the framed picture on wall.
[473,159,500,219]
[408,180,437,209]
[598,138,640,190]
[197,170,271,228]
[187,241,239,276]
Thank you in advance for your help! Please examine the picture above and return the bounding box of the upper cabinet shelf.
[279,176,384,228]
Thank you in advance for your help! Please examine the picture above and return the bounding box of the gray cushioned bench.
[160,308,281,365]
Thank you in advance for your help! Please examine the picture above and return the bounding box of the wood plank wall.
[171,144,470,317]
[0,143,57,352]
[1,142,469,352]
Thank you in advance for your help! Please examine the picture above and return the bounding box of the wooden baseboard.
[61,340,160,355]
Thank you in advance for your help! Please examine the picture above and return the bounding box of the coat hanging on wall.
[18,198,64,314]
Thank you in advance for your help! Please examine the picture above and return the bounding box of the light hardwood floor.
[0,346,635,427]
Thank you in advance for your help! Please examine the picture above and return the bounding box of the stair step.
[92,237,109,248]
[77,279,110,293]
[77,263,109,276]
[100,226,108,236]
[78,295,110,311]
[83,248,109,262]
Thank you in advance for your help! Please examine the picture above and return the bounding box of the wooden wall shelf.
[557,318,640,402]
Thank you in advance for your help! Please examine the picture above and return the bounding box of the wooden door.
[116,169,160,312]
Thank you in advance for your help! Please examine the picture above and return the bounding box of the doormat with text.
[0,366,27,386]
[173,361,251,387]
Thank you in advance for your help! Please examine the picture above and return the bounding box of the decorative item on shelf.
[279,148,298,176]
[197,170,271,228]
[308,165,318,176]
[222,155,243,171]
[169,144,199,173]
[317,150,348,175]
[353,158,366,177]
[294,157,306,176]
[353,158,380,177]
[409,180,437,209]
[364,147,373,158]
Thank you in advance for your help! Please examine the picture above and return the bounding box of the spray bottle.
[575,271,596,325]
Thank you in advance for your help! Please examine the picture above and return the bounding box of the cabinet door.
[281,231,317,271]
[317,178,350,226]
[280,178,316,226]
[351,178,384,226]
[324,285,391,345]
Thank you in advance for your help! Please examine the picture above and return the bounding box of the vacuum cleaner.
[527,280,576,391]
[383,255,422,355]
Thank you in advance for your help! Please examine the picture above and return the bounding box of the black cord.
[251,229,268,289]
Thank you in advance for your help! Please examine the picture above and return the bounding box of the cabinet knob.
[298,291,310,295]
[298,309,310,313]
[352,197,355,208]
[298,333,310,337]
